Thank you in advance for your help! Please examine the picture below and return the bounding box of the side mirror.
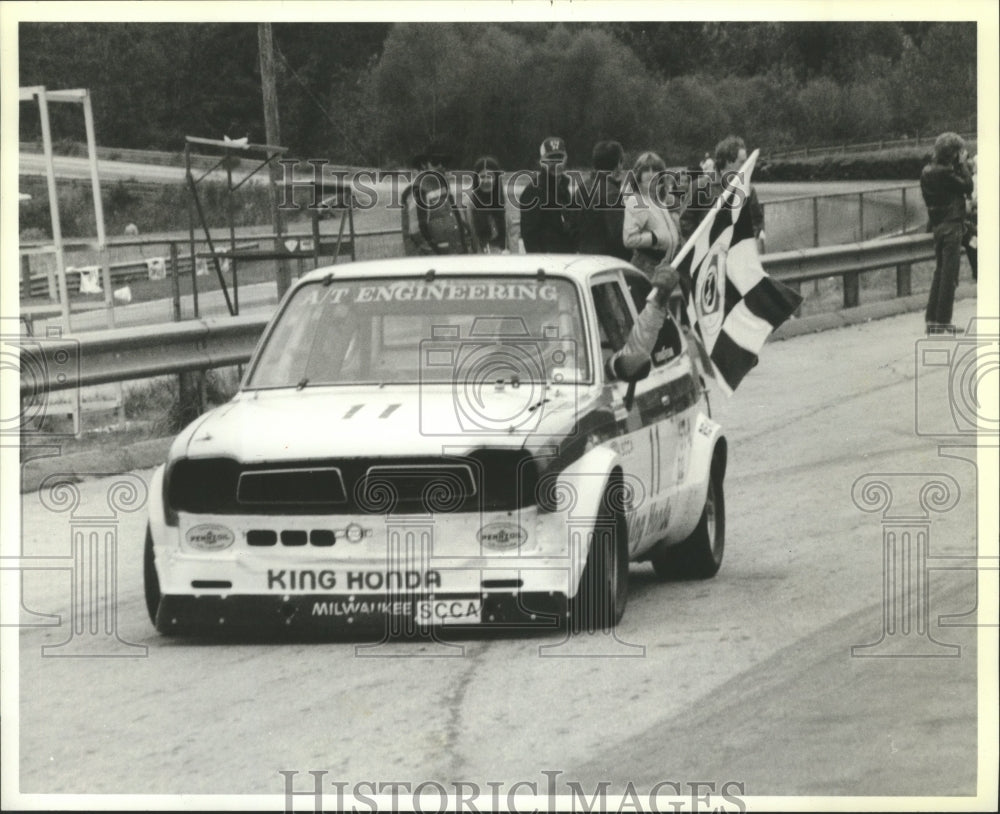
[611,352,652,384]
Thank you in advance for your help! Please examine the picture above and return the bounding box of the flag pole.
[667,148,760,273]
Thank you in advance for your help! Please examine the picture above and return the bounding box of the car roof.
[296,254,629,286]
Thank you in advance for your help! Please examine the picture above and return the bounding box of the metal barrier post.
[21,254,32,301]
[177,371,202,429]
[896,263,912,297]
[812,197,819,248]
[169,241,181,321]
[843,271,860,308]
[311,208,321,270]
[185,143,200,318]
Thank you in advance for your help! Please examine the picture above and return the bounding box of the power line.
[272,42,369,161]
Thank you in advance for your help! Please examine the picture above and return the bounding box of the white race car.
[144,254,726,635]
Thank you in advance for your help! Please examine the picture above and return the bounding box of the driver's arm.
[605,297,669,381]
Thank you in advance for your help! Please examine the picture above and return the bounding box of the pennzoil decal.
[477,522,528,550]
[185,524,235,551]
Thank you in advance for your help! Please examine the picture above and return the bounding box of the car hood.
[176,383,593,463]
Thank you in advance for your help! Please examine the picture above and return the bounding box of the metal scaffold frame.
[183,135,358,317]
[18,86,117,332]
[183,135,288,317]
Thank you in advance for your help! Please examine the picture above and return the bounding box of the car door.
[617,268,703,555]
[589,271,669,556]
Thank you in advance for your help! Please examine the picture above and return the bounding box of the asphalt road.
[12,298,990,807]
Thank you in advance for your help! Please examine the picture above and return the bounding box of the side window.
[621,268,684,368]
[591,280,633,365]
[622,268,651,313]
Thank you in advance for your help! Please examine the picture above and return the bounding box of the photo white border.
[2,1,997,811]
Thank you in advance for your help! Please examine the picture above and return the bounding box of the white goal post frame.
[19,86,116,331]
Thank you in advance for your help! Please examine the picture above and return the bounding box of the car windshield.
[245,275,590,388]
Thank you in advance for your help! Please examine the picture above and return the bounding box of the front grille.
[238,468,346,505]
[167,451,539,516]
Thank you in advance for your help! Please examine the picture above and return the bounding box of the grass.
[23,368,242,458]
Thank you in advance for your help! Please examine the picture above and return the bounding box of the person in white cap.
[517,136,578,253]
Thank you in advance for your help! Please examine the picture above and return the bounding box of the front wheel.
[570,485,629,631]
[143,525,161,626]
[651,467,725,580]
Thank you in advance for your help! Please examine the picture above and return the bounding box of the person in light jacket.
[622,151,682,277]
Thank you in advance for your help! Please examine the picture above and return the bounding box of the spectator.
[518,136,578,253]
[681,135,765,253]
[401,141,473,256]
[622,151,682,278]
[700,152,716,174]
[468,155,510,253]
[124,223,139,236]
[921,132,974,333]
[962,153,977,281]
[575,140,630,260]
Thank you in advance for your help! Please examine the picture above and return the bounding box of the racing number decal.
[696,244,727,337]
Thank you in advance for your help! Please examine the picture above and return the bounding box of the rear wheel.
[570,484,629,631]
[651,466,725,580]
[143,525,161,626]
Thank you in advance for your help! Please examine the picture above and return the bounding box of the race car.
[144,254,727,636]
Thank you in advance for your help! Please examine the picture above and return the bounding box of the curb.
[771,283,977,341]
[19,285,977,493]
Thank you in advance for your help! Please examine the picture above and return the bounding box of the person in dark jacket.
[921,132,974,333]
[680,135,764,251]
[469,155,509,253]
[518,136,578,253]
[575,140,630,260]
[962,153,977,281]
[401,142,473,256]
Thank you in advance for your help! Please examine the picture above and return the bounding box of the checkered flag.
[673,149,802,395]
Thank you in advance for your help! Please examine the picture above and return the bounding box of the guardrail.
[17,233,937,400]
[768,130,976,160]
[760,183,923,250]
[765,232,933,308]
[18,314,268,399]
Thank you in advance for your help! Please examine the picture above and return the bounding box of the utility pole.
[258,22,291,297]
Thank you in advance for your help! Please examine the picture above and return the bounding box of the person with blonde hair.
[921,131,974,333]
[622,150,682,277]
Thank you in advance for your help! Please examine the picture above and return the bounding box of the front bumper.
[154,590,568,636]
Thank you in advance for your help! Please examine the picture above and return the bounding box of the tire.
[651,465,725,580]
[570,484,629,631]
[143,524,162,626]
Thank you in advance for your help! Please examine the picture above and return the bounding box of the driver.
[605,266,678,381]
